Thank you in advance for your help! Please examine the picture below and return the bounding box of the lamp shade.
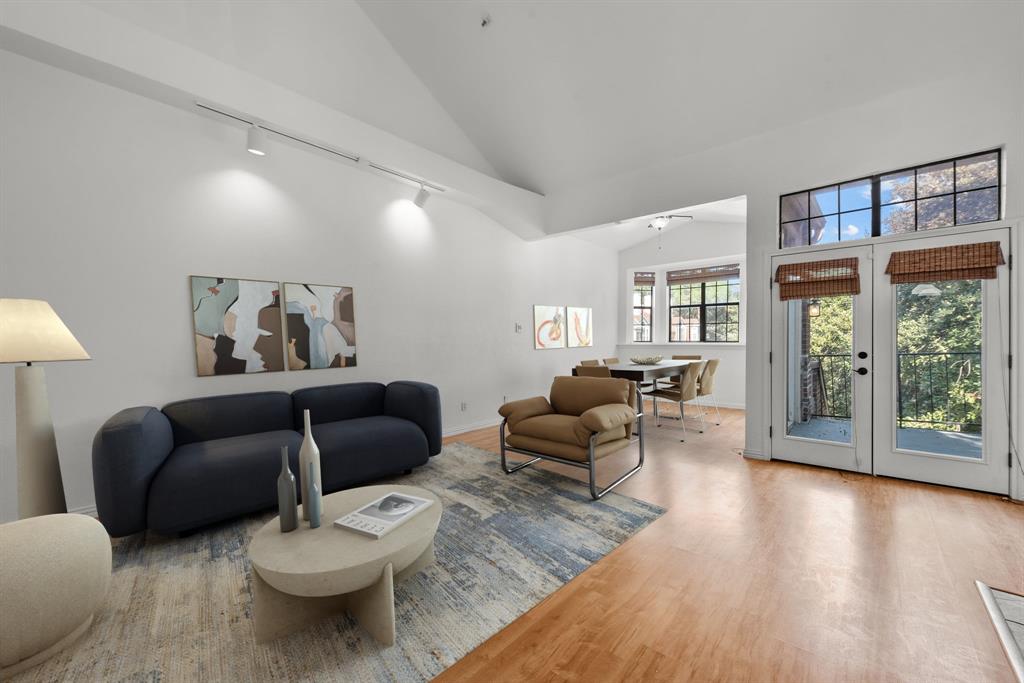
[0,299,90,363]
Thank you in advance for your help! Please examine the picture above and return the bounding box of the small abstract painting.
[284,283,357,369]
[567,307,593,347]
[191,276,284,376]
[533,305,565,349]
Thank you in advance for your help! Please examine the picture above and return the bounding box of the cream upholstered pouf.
[0,513,111,678]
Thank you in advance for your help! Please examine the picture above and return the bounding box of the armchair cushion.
[580,404,637,433]
[505,433,632,463]
[550,376,630,416]
[513,414,626,448]
[498,396,554,430]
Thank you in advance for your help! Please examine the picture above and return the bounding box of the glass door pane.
[895,280,983,458]
[785,296,854,443]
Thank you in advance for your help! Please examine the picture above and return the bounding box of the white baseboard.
[443,419,501,438]
[68,503,98,518]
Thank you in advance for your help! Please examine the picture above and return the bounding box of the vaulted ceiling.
[358,0,1014,195]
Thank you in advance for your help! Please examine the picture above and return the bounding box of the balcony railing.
[808,351,982,433]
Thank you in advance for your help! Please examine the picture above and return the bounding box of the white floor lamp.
[0,299,90,518]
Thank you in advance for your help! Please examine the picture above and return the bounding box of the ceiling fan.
[648,214,693,250]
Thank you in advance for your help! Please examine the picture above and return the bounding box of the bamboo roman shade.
[884,241,1005,283]
[774,257,860,301]
[633,271,656,286]
[666,263,740,284]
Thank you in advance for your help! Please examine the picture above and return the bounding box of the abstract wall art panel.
[284,283,357,370]
[533,305,566,349]
[191,276,284,376]
[567,307,593,347]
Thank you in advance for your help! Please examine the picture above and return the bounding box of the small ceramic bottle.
[277,446,298,533]
[298,409,322,521]
[307,461,322,529]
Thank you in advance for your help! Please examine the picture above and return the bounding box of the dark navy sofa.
[92,381,441,537]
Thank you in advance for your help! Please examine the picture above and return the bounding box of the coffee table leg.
[251,570,347,643]
[348,562,396,646]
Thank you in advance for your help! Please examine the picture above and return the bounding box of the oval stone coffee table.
[249,484,441,645]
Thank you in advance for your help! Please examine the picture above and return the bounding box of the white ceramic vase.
[298,409,322,522]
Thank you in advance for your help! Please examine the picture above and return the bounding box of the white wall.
[616,220,747,408]
[544,59,1024,463]
[0,51,619,520]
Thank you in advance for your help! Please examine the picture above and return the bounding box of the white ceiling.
[84,0,499,176]
[358,0,1012,194]
[570,195,745,251]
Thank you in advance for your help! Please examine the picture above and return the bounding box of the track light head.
[414,186,430,208]
[246,124,266,156]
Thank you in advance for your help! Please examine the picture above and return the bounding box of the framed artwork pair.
[190,276,356,376]
[533,305,592,349]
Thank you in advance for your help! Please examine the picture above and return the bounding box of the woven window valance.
[774,257,860,301]
[667,263,740,284]
[884,241,1005,284]
[633,271,655,286]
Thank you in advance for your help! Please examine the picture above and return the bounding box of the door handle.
[857,351,868,359]
[854,367,869,375]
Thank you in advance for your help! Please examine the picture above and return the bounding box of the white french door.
[770,245,873,474]
[872,229,1010,493]
[770,228,1011,494]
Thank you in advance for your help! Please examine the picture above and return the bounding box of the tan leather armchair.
[498,376,644,500]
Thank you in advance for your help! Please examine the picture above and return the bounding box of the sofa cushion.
[292,383,386,428]
[147,430,302,533]
[309,416,428,492]
[513,414,626,448]
[162,392,293,446]
[550,376,631,416]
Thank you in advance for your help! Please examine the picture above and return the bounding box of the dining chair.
[602,357,620,366]
[580,359,601,366]
[665,355,701,387]
[645,361,705,441]
[575,365,612,378]
[696,359,722,425]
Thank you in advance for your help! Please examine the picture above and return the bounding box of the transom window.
[780,150,1001,249]
[668,264,740,343]
[632,272,654,342]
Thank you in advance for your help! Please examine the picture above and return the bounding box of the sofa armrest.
[91,407,174,537]
[579,404,637,434]
[385,381,442,456]
[498,396,554,430]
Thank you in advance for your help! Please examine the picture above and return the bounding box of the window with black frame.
[632,272,654,342]
[779,149,1001,248]
[667,264,740,343]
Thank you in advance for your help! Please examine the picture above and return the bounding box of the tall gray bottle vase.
[307,461,322,529]
[277,446,298,533]
[298,409,322,521]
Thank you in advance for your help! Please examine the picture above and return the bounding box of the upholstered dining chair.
[580,359,601,366]
[646,361,705,441]
[602,357,620,365]
[696,359,722,425]
[576,365,612,378]
[497,376,644,500]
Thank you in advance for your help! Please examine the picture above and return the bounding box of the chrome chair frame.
[499,388,645,500]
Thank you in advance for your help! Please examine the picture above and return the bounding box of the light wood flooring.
[436,404,1024,682]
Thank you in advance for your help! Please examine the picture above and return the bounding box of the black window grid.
[778,149,1002,249]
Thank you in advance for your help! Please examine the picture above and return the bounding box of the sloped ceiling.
[359,0,1014,195]
[84,0,499,177]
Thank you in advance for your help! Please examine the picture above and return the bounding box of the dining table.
[572,359,696,382]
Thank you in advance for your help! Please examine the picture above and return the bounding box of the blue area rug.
[13,442,663,682]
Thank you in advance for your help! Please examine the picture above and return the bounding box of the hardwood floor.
[437,405,1024,682]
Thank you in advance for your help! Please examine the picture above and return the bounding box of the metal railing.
[807,351,981,433]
